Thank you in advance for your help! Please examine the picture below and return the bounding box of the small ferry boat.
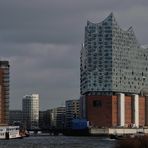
[0,126,22,139]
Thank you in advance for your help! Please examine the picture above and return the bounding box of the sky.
[0,0,148,110]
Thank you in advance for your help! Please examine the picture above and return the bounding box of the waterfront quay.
[29,127,148,137]
[90,127,148,136]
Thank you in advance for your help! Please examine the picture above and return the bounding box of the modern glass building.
[22,94,39,129]
[80,13,148,128]
[80,13,148,96]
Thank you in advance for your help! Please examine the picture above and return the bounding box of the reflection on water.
[0,136,116,148]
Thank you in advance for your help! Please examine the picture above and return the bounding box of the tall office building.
[65,99,80,128]
[22,94,39,129]
[50,107,65,129]
[0,61,9,125]
[80,13,148,127]
[39,110,51,130]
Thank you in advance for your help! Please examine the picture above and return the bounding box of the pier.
[89,127,148,136]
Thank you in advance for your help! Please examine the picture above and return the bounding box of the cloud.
[0,0,148,110]
[1,0,147,44]
[0,43,80,110]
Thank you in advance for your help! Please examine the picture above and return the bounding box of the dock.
[89,127,148,136]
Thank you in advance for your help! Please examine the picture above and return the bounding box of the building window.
[93,100,102,107]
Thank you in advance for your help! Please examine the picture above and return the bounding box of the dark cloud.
[1,43,80,109]
[0,0,148,109]
[0,0,148,44]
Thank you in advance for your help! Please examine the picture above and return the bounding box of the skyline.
[0,0,148,110]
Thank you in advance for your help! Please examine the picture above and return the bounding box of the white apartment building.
[22,94,39,129]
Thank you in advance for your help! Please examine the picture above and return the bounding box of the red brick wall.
[145,97,148,125]
[86,96,113,127]
[112,96,118,126]
[85,95,146,128]
[139,96,145,126]
[125,96,132,126]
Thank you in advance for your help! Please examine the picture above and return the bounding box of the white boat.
[0,126,22,139]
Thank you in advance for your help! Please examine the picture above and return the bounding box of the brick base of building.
[82,95,146,128]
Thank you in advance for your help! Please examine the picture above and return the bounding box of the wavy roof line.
[87,13,136,34]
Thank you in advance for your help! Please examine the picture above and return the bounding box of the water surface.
[0,136,116,148]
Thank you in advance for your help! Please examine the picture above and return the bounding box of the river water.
[0,136,116,148]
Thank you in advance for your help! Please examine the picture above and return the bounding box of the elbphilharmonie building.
[80,13,148,96]
[80,13,148,128]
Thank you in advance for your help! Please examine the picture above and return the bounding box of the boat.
[19,129,30,137]
[0,126,23,139]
